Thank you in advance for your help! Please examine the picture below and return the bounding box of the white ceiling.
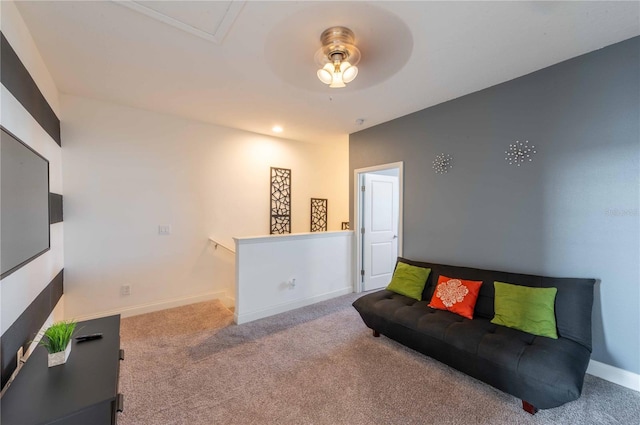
[14,1,640,144]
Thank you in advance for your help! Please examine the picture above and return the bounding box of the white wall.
[0,0,64,335]
[234,231,353,324]
[61,95,349,320]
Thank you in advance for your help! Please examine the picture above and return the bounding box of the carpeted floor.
[118,294,640,425]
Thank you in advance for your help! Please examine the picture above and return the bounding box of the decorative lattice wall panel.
[310,198,328,232]
[270,167,291,234]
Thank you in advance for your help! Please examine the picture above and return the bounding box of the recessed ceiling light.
[272,126,283,133]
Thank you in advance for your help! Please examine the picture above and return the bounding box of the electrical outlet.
[120,284,131,296]
[158,225,171,235]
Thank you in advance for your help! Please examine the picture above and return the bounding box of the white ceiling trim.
[112,0,246,44]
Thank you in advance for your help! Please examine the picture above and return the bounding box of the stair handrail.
[209,237,236,254]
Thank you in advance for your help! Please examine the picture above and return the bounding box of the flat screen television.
[1,127,50,279]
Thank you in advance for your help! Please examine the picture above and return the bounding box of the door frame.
[353,161,404,293]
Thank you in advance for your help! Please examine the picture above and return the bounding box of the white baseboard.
[587,360,640,392]
[234,287,352,325]
[71,291,230,322]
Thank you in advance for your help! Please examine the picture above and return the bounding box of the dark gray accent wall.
[49,193,63,224]
[0,32,61,146]
[350,37,639,374]
[0,270,64,388]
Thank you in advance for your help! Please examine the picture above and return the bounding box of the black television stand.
[1,315,124,425]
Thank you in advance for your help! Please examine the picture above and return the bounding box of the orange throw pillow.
[428,275,483,319]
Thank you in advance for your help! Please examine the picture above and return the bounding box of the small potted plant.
[39,320,77,367]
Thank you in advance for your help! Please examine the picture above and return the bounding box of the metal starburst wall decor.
[505,140,536,166]
[432,153,453,174]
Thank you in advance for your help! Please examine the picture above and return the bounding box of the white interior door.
[362,173,399,291]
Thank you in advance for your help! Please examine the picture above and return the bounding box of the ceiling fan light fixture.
[315,26,360,88]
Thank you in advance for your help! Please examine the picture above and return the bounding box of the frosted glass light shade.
[318,68,333,84]
[317,65,333,85]
[329,76,346,88]
[342,64,358,83]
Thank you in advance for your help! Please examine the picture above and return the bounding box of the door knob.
[393,235,398,239]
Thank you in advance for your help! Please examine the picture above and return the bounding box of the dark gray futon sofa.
[352,258,595,414]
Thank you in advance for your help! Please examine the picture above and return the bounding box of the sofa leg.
[373,330,380,337]
[522,401,538,415]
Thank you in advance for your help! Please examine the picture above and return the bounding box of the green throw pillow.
[386,262,431,301]
[491,281,558,339]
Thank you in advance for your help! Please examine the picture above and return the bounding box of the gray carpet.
[118,294,640,425]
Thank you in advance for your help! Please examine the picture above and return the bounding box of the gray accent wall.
[350,36,639,374]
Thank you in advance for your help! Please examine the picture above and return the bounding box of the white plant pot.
[48,342,72,367]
